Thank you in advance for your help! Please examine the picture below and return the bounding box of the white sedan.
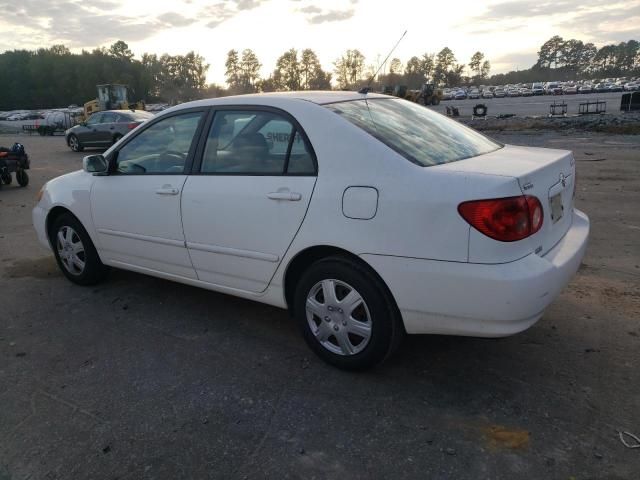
[33,92,589,370]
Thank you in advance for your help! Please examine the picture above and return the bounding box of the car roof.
[168,91,388,112]
[93,109,151,115]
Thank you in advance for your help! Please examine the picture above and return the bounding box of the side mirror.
[83,154,108,175]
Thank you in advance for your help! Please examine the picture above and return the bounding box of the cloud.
[474,0,598,21]
[556,4,640,42]
[156,12,197,28]
[201,0,268,29]
[307,9,355,24]
[492,51,539,69]
[299,5,322,14]
[0,0,161,46]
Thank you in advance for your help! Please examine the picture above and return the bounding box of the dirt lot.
[1,132,639,479]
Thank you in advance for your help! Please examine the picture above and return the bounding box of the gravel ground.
[1,132,639,480]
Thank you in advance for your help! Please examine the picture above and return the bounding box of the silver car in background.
[65,110,154,152]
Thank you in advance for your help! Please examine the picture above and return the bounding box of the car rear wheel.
[68,134,83,152]
[49,213,108,285]
[294,256,404,370]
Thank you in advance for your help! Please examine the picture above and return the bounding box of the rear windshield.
[324,98,501,166]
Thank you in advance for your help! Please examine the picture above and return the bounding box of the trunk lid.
[437,144,576,262]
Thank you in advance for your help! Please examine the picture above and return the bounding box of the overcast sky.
[1,0,639,84]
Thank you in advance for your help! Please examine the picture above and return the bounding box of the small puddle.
[481,424,530,451]
[4,256,59,279]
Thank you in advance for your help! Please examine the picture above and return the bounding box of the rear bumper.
[362,209,589,337]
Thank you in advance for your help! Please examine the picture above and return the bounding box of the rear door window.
[200,110,315,175]
[101,112,118,123]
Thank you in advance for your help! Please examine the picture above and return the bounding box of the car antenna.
[358,30,407,95]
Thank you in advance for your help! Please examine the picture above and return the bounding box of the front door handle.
[267,191,301,201]
[155,186,180,196]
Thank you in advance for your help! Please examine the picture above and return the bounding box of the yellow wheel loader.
[82,84,145,119]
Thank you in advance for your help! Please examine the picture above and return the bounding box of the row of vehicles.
[442,76,639,100]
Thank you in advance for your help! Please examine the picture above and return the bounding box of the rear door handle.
[155,186,180,196]
[267,191,301,201]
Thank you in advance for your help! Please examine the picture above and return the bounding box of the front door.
[91,109,206,278]
[77,112,104,146]
[181,108,317,292]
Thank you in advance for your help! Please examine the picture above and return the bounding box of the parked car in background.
[468,89,480,99]
[607,84,624,93]
[520,88,533,96]
[33,91,589,369]
[563,85,578,94]
[65,110,154,152]
[442,90,454,100]
[532,83,545,95]
[482,90,494,99]
[578,85,593,94]
[493,89,506,98]
[624,82,639,91]
[545,83,563,95]
[506,89,520,97]
[453,90,467,100]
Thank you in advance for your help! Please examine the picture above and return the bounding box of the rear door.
[97,112,118,145]
[181,107,317,293]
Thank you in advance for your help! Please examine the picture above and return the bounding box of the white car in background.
[33,92,589,370]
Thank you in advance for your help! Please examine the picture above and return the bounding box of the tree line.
[489,37,640,85]
[0,36,638,110]
[0,41,208,110]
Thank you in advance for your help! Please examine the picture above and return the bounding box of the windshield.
[325,98,501,166]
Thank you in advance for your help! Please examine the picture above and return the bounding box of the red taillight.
[127,122,140,130]
[458,195,544,242]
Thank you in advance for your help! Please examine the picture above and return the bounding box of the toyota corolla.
[33,91,589,370]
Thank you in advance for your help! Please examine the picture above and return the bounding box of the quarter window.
[200,110,314,175]
[115,111,203,174]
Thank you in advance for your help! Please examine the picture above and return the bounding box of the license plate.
[550,193,563,223]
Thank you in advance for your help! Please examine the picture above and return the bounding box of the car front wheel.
[49,213,108,285]
[294,256,404,370]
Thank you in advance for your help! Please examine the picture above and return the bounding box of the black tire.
[431,96,441,105]
[16,170,28,187]
[1,172,11,185]
[49,212,109,286]
[68,134,83,152]
[294,256,404,370]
